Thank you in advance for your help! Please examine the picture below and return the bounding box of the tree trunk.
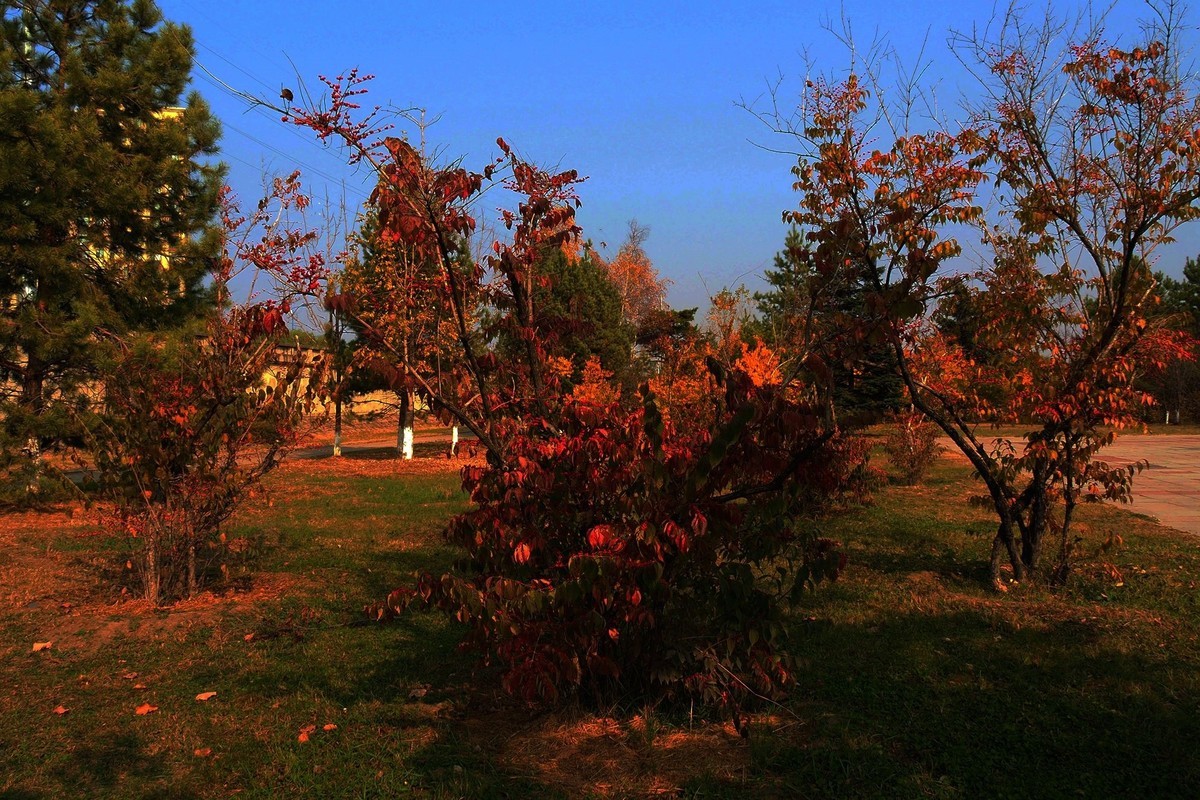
[398,389,414,460]
[145,533,161,607]
[333,395,343,457]
[20,358,45,489]
[187,536,197,599]
[990,511,1025,586]
[1020,476,1051,579]
[450,425,459,457]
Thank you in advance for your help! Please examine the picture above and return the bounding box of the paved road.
[1101,435,1200,535]
[941,434,1200,535]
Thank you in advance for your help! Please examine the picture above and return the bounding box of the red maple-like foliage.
[767,18,1200,583]
[282,76,869,713]
[88,176,331,605]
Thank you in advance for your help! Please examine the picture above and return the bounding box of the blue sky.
[156,0,1198,310]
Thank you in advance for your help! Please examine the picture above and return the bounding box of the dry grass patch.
[463,710,751,797]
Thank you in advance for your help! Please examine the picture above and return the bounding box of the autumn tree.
[602,220,670,328]
[281,75,869,715]
[705,286,754,362]
[0,0,223,499]
[765,4,1200,584]
[87,175,329,605]
[341,208,472,458]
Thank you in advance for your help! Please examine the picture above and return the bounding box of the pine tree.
[1149,258,1200,423]
[0,0,222,496]
[755,228,903,417]
[532,246,633,387]
[1158,257,1200,336]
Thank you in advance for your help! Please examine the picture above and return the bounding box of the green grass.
[758,460,1200,798]
[0,463,546,799]
[2,456,1199,798]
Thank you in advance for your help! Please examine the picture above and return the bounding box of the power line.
[159,21,374,206]
[195,39,274,93]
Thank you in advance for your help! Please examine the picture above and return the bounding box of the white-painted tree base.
[402,426,414,460]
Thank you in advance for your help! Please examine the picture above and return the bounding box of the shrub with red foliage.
[377,367,858,714]
[282,76,866,716]
[87,178,330,605]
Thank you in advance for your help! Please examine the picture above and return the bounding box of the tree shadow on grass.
[774,607,1200,798]
[2,732,189,800]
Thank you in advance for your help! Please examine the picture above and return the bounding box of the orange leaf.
[322,723,337,732]
[195,692,217,702]
[133,683,147,690]
[53,705,69,715]
[194,748,213,758]
[135,703,158,716]
[32,641,52,652]
[121,672,138,680]
[298,724,316,743]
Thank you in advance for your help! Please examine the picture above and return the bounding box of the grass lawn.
[2,451,1198,798]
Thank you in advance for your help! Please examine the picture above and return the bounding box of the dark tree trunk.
[19,357,46,469]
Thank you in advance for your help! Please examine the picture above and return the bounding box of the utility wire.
[161,21,372,207]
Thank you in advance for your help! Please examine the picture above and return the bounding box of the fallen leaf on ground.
[322,723,337,732]
[243,633,255,642]
[133,683,147,690]
[53,706,69,715]
[195,692,217,702]
[135,703,158,716]
[121,672,138,680]
[194,748,212,757]
[32,642,52,652]
[297,724,316,743]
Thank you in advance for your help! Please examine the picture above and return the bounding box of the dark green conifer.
[0,0,222,496]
